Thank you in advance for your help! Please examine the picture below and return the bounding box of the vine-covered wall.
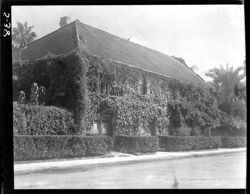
[13,49,89,133]
[13,48,221,136]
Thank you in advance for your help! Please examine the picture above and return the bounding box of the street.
[15,151,246,189]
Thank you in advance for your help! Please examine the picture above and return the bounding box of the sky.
[12,5,245,81]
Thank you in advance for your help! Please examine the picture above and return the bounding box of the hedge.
[221,137,246,148]
[13,104,27,135]
[13,104,75,135]
[114,135,159,154]
[211,127,246,137]
[14,135,113,161]
[158,136,222,151]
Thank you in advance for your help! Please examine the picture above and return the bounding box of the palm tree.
[205,63,245,115]
[12,21,37,63]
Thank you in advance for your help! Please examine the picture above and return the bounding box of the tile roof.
[13,20,208,87]
[13,21,78,61]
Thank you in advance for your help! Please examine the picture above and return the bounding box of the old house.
[13,17,216,138]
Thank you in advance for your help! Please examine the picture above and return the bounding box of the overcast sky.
[12,5,245,81]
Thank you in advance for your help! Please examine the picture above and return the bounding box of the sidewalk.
[14,148,246,175]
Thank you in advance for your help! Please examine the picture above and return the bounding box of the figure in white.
[30,82,39,105]
[17,91,26,104]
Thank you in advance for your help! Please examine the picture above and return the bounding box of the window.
[146,80,151,95]
[138,78,144,95]
[125,80,132,92]
[138,77,151,95]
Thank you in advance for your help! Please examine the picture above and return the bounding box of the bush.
[211,127,246,137]
[172,127,192,136]
[84,135,113,156]
[13,104,75,135]
[218,112,246,137]
[14,135,113,161]
[232,99,246,120]
[158,136,222,151]
[167,101,184,130]
[221,137,246,148]
[13,103,27,135]
[219,99,246,120]
[114,135,159,154]
[167,99,220,136]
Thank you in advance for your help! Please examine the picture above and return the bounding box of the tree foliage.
[12,21,37,49]
[12,21,37,63]
[206,63,246,119]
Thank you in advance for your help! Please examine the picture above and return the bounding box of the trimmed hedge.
[13,104,27,135]
[158,136,222,151]
[211,127,246,137]
[114,135,159,154]
[14,135,113,161]
[13,104,75,135]
[221,137,246,148]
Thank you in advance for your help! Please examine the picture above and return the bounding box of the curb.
[14,148,246,175]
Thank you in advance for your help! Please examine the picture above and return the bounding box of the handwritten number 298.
[3,12,10,37]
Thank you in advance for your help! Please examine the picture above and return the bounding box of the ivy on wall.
[83,49,220,136]
[13,48,221,136]
[13,50,89,133]
[98,94,169,136]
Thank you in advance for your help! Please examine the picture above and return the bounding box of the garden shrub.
[114,135,159,154]
[167,101,184,130]
[211,127,246,137]
[216,112,246,137]
[221,137,246,148]
[14,135,37,160]
[13,104,75,135]
[84,135,113,156]
[167,98,220,136]
[14,135,113,161]
[232,99,246,120]
[13,103,27,135]
[219,99,246,121]
[158,136,222,151]
[171,127,192,136]
[190,127,202,136]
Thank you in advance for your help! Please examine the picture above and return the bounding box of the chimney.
[59,16,71,28]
